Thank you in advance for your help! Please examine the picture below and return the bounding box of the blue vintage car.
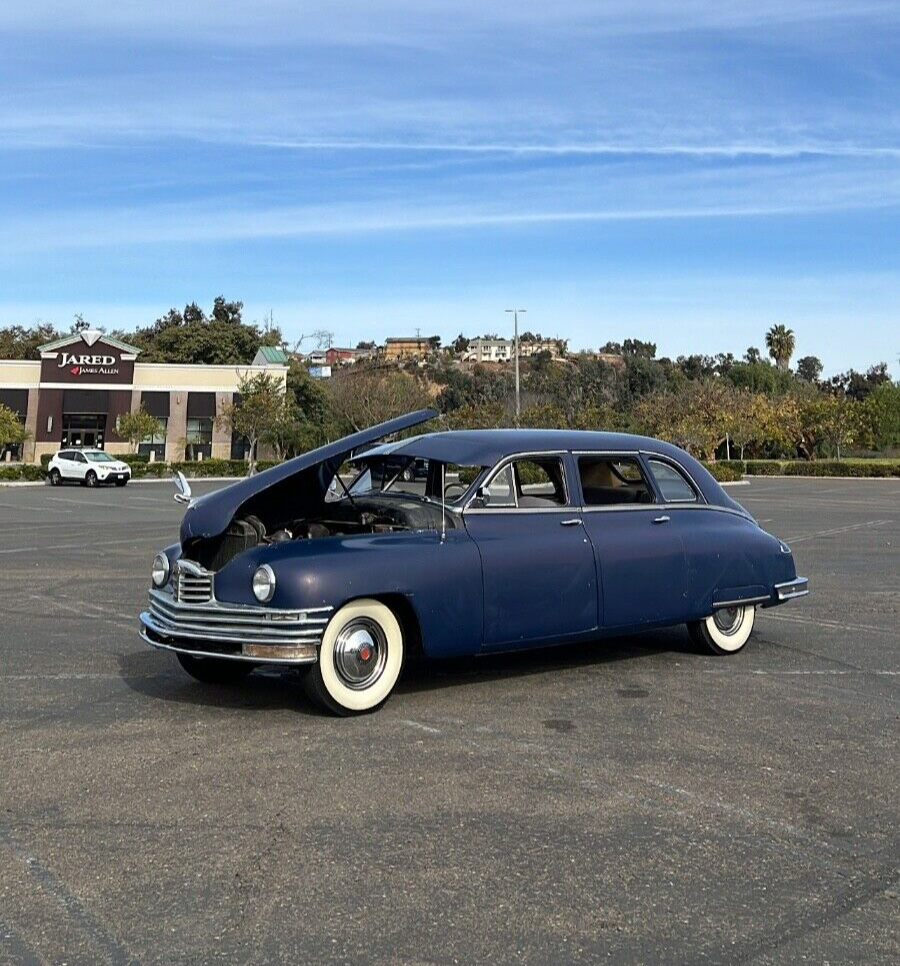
[140,408,808,715]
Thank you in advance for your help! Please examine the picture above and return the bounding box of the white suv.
[48,449,132,488]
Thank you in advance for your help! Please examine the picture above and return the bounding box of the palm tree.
[765,324,796,371]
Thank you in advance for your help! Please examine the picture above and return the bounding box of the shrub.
[743,460,785,476]
[702,462,742,483]
[40,453,53,469]
[0,464,44,482]
[782,459,900,478]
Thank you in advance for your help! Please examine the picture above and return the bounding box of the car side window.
[482,463,516,507]
[73,452,86,463]
[513,458,566,506]
[57,450,71,461]
[578,456,655,506]
[648,459,698,503]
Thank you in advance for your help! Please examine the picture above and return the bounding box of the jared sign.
[58,352,119,377]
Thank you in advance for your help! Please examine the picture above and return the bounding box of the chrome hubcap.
[713,606,742,636]
[333,618,388,690]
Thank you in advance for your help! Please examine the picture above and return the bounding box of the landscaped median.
[716,459,900,478]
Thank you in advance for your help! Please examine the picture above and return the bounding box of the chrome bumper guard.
[140,588,332,664]
[774,577,809,602]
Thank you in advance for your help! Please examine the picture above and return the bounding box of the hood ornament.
[173,471,194,507]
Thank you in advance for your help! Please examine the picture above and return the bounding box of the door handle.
[652,515,671,524]
[560,518,582,526]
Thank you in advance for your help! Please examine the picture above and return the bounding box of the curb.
[720,480,749,487]
[0,476,240,488]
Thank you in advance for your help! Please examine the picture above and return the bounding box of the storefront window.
[138,417,168,459]
[185,417,213,460]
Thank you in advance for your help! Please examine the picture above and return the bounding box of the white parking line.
[785,519,892,543]
[757,611,894,636]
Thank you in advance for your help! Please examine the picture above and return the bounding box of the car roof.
[364,429,685,467]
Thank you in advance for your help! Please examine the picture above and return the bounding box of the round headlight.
[151,552,170,587]
[252,564,276,603]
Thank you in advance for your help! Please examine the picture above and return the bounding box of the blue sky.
[0,1,898,375]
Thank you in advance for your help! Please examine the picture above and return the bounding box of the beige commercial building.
[0,330,287,464]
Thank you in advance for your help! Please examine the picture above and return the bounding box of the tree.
[0,323,62,360]
[0,404,27,449]
[828,363,891,401]
[744,347,762,364]
[796,356,823,383]
[326,370,432,434]
[127,297,282,365]
[765,324,796,371]
[622,339,657,359]
[452,333,470,355]
[116,408,164,453]
[863,381,900,451]
[216,372,292,473]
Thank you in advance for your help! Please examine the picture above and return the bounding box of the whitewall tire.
[688,604,756,655]
[305,599,404,715]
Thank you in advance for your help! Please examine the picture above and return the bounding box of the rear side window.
[578,456,654,506]
[647,459,697,503]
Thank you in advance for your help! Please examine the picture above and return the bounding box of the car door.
[54,451,72,479]
[576,452,689,628]
[463,453,598,648]
[70,451,89,480]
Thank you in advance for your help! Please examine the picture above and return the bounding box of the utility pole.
[505,308,526,424]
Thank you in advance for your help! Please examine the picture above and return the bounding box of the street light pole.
[505,308,526,424]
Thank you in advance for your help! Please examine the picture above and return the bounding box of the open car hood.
[179,408,438,545]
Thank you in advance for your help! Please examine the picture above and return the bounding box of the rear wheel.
[84,470,98,488]
[688,604,756,655]
[49,468,61,486]
[176,652,256,684]
[304,599,404,715]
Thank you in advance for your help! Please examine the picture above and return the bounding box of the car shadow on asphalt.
[118,626,701,714]
[396,625,700,695]
[116,648,323,715]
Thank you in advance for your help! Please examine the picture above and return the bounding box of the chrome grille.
[173,561,213,603]
[144,588,333,648]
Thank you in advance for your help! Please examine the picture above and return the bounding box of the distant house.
[463,338,513,363]
[324,346,372,366]
[382,337,437,360]
[519,339,563,358]
[306,350,328,366]
[251,345,289,367]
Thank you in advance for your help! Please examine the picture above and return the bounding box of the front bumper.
[774,576,809,602]
[139,588,331,664]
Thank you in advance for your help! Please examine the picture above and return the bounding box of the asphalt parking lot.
[0,477,897,965]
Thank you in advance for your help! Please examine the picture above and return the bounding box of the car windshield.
[339,455,482,504]
[85,451,115,462]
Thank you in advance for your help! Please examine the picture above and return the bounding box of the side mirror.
[469,486,486,509]
[173,470,193,506]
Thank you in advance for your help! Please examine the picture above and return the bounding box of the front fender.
[213,530,484,659]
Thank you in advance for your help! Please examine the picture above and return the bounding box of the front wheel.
[688,604,756,655]
[84,470,98,488]
[176,652,256,684]
[304,599,404,715]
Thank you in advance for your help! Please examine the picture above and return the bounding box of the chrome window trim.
[462,450,571,513]
[581,502,751,520]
